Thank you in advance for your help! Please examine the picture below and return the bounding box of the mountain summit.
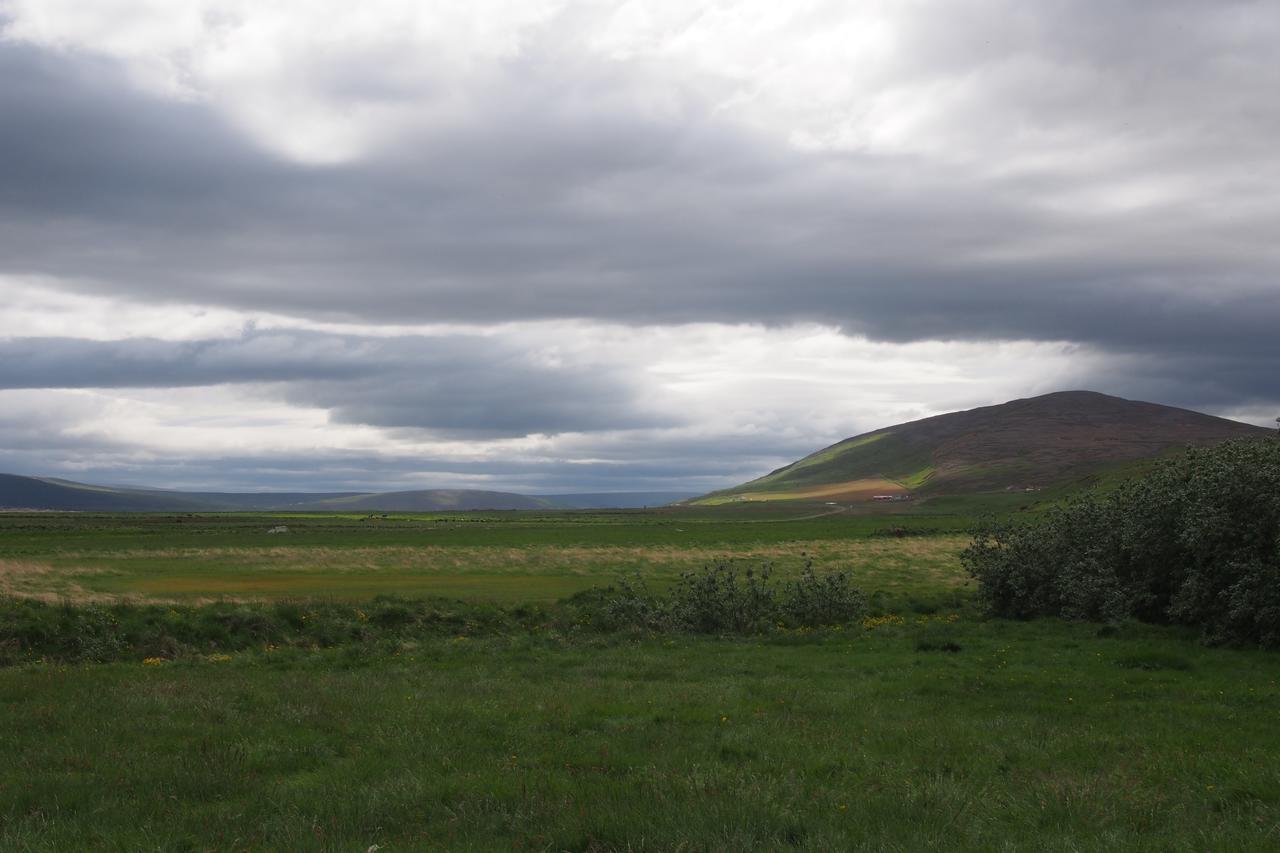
[698,391,1270,503]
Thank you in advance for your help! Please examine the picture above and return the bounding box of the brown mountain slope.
[699,391,1272,502]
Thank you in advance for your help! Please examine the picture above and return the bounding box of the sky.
[1,0,1277,493]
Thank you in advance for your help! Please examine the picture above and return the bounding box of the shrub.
[669,562,779,633]
[782,560,866,627]
[962,439,1280,646]
[604,560,866,634]
[602,574,672,632]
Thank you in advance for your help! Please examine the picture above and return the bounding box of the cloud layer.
[0,329,667,436]
[1,1,1276,490]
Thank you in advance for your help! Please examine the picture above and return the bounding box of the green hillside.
[698,390,1271,505]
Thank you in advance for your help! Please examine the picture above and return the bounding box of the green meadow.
[0,509,970,607]
[2,508,1278,850]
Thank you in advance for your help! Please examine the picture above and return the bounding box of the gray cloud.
[1,2,1278,490]
[0,417,799,494]
[0,332,364,387]
[0,330,668,437]
[0,11,1274,376]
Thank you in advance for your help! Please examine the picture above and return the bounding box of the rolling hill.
[697,390,1272,505]
[0,474,218,512]
[0,475,692,512]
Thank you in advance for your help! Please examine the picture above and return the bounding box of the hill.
[0,474,216,512]
[697,390,1272,504]
[542,492,694,509]
[0,476,692,512]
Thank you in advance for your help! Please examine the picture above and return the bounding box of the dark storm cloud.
[1067,350,1280,420]
[0,0,1278,469]
[0,330,669,437]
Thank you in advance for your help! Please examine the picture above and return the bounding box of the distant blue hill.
[0,474,691,512]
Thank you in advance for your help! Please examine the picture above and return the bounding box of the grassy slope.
[4,622,1279,851]
[698,433,935,504]
[698,391,1270,505]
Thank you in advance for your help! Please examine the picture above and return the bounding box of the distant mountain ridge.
[697,390,1271,504]
[0,475,691,512]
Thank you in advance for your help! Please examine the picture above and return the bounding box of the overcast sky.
[1,1,1277,493]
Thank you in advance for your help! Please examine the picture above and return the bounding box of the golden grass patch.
[0,559,118,602]
[717,478,910,503]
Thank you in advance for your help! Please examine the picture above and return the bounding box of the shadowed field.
[5,509,1277,850]
[4,621,1279,851]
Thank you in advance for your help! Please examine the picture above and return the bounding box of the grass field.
[3,508,1279,850]
[4,622,1279,851]
[0,509,970,607]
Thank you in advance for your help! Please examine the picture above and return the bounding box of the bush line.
[0,561,871,665]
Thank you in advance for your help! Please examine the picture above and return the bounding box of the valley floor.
[0,509,969,609]
[2,510,1278,850]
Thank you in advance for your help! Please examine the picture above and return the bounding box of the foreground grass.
[5,510,1277,850]
[3,620,1279,851]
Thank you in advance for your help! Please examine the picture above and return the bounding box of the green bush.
[605,560,866,634]
[962,439,1280,646]
[669,562,779,633]
[781,561,866,627]
[601,575,671,632]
